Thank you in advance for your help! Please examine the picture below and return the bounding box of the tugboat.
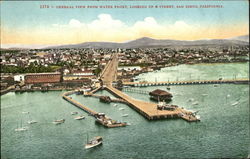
[85,136,103,149]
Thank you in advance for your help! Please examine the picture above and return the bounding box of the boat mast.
[87,133,89,143]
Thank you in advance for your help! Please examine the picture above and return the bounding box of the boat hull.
[85,141,102,149]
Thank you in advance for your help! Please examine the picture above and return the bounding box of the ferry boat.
[85,136,103,149]
[52,119,65,125]
[74,116,85,120]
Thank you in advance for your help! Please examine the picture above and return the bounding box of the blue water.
[1,63,249,159]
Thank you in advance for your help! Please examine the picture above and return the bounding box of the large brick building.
[25,72,61,84]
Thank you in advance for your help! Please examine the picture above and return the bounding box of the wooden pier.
[62,91,127,128]
[97,54,200,122]
[123,78,249,87]
[104,86,199,121]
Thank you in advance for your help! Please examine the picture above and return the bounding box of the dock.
[62,91,127,128]
[104,86,199,121]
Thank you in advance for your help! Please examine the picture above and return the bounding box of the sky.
[0,1,249,47]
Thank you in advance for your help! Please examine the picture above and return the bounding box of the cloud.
[69,19,83,28]
[51,15,199,41]
[2,13,248,45]
[88,14,125,31]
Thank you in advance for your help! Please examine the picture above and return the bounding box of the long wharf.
[99,54,200,122]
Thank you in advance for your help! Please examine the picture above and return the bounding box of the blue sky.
[1,1,249,45]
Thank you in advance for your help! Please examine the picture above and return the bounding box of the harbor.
[1,83,248,158]
[1,60,249,158]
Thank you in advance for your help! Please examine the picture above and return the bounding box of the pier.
[123,78,249,87]
[62,91,127,128]
[99,54,200,122]
[63,53,248,123]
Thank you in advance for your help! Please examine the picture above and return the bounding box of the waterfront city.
[1,1,249,158]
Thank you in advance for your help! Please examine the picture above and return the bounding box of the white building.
[14,74,25,82]
[72,70,93,76]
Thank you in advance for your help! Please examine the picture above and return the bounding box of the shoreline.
[1,61,249,96]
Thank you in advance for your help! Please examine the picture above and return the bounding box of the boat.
[27,120,37,124]
[227,94,231,98]
[22,111,29,114]
[119,108,125,110]
[15,119,28,132]
[231,102,239,106]
[202,94,208,96]
[122,114,129,117]
[85,136,103,149]
[71,112,78,115]
[213,84,219,87]
[188,98,194,102]
[27,113,37,124]
[192,101,199,105]
[52,119,65,125]
[74,116,85,120]
[113,104,118,107]
[15,127,28,132]
[196,115,201,120]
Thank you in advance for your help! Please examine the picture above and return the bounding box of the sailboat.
[85,134,103,149]
[15,119,28,132]
[27,113,37,124]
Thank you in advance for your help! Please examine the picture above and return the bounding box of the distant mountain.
[228,34,249,42]
[46,36,248,49]
[2,35,248,49]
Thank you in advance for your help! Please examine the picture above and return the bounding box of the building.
[149,89,173,102]
[25,72,61,84]
[14,74,25,82]
[118,66,141,72]
[63,70,95,81]
[72,70,93,76]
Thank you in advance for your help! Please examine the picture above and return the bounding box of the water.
[1,63,249,159]
[136,62,249,82]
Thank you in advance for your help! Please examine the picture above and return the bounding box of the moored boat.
[74,116,85,120]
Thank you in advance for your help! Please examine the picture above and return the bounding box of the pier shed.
[149,89,172,101]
